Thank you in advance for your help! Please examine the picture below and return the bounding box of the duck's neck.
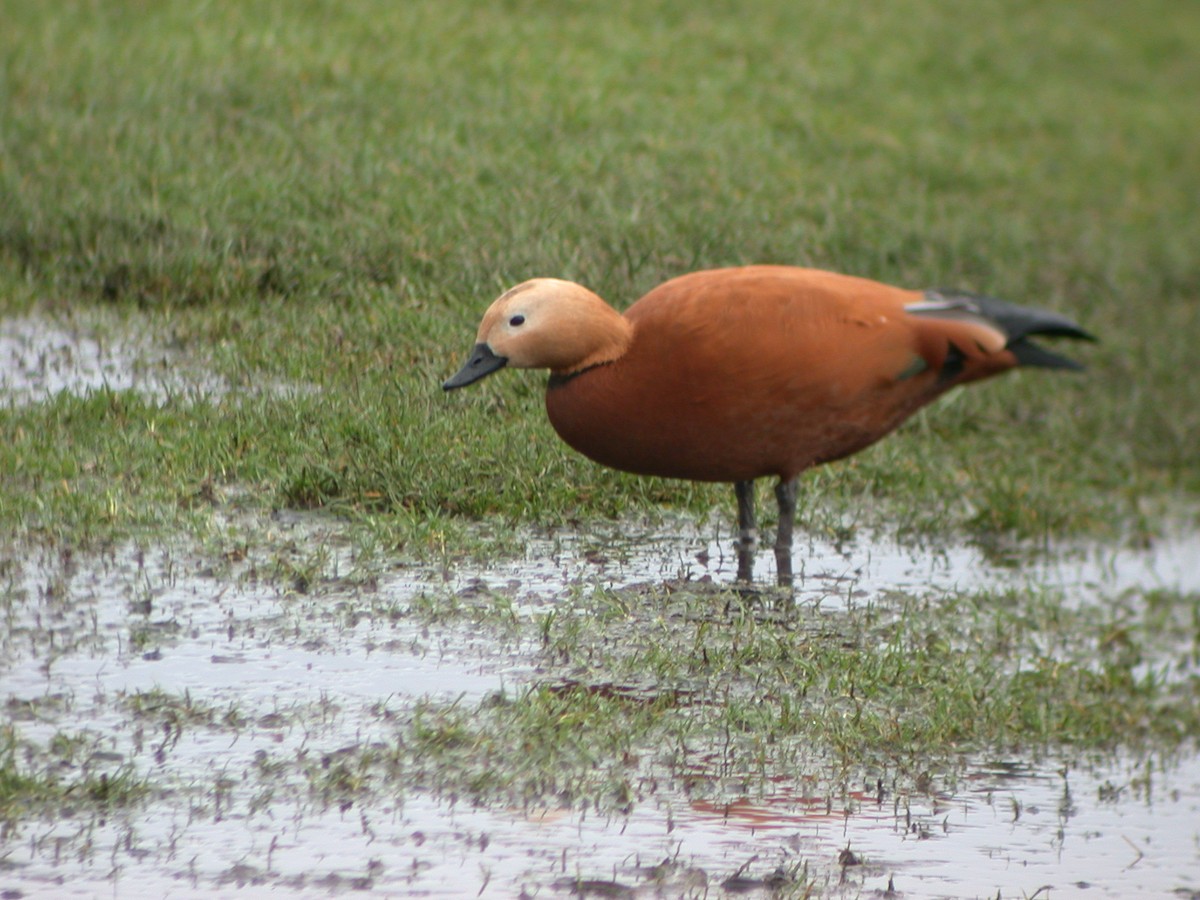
[553,300,633,376]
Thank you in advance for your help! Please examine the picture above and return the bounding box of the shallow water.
[7,751,1199,898]
[0,311,216,404]
[446,512,1200,614]
[3,510,1198,898]
[0,310,313,405]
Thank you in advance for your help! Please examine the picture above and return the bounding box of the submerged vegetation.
[2,526,1196,891]
[385,580,1200,812]
[1,0,1198,894]
[0,725,150,825]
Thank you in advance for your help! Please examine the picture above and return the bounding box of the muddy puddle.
[3,507,1199,898]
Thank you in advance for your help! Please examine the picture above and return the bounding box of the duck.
[443,265,1093,583]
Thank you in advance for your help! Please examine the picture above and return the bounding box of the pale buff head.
[444,278,632,389]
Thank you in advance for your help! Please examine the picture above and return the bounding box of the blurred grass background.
[1,0,1197,549]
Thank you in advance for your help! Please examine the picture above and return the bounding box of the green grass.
[1,0,1198,550]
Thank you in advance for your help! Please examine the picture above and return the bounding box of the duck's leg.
[774,478,797,586]
[735,480,756,582]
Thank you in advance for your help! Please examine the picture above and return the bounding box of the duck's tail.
[908,289,1096,371]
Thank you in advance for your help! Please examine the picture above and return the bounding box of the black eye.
[509,315,525,327]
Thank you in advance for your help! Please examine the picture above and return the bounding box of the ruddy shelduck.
[444,266,1092,582]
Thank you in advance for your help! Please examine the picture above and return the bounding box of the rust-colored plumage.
[444,266,1093,582]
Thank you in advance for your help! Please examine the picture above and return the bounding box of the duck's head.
[443,278,632,390]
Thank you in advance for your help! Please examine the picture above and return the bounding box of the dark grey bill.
[443,343,507,390]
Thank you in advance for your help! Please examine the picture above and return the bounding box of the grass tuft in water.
[0,726,151,827]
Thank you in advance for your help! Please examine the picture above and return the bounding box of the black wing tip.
[1017,319,1098,343]
[927,288,1097,344]
[1009,337,1088,371]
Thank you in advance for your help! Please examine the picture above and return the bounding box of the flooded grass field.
[3,308,1200,898]
[3,499,1199,897]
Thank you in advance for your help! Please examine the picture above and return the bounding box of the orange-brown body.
[544,266,1017,484]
